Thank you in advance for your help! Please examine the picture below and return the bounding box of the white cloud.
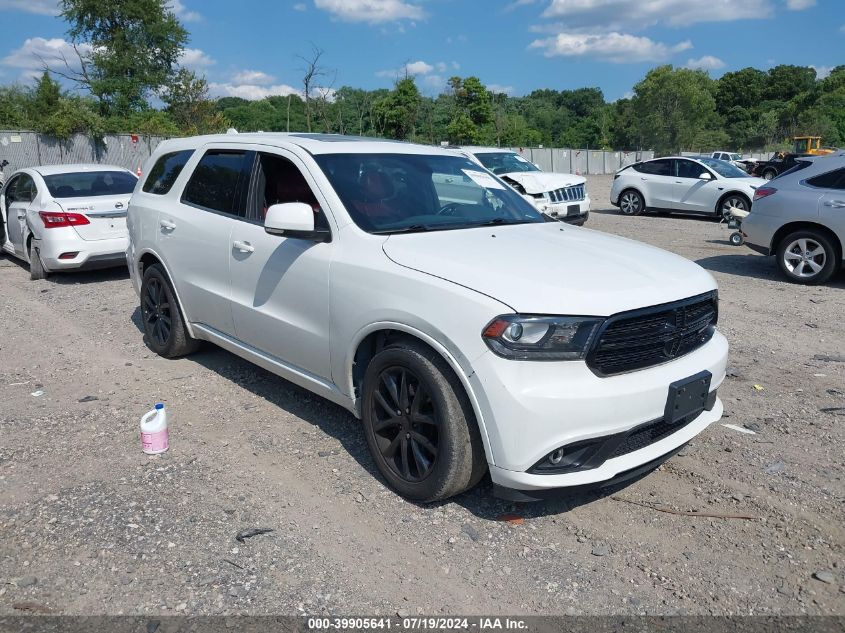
[314,0,424,24]
[786,0,815,9]
[488,83,515,95]
[232,69,276,85]
[2,37,90,82]
[377,60,455,78]
[685,55,726,71]
[503,0,539,12]
[0,0,58,15]
[530,32,692,63]
[293,2,307,9]
[178,47,214,70]
[540,0,772,30]
[811,65,832,79]
[167,0,201,22]
[209,82,303,100]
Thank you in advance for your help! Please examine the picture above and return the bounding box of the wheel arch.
[716,190,751,214]
[771,222,843,264]
[619,186,648,209]
[348,323,494,464]
[136,249,200,340]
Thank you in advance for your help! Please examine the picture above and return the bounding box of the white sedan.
[610,156,766,218]
[0,164,137,280]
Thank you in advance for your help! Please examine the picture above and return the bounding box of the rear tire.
[29,241,47,281]
[140,264,200,358]
[361,340,486,502]
[762,169,777,181]
[618,189,644,216]
[776,230,838,285]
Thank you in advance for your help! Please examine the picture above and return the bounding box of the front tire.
[361,340,486,502]
[776,230,838,285]
[618,189,644,216]
[718,193,750,219]
[29,241,47,281]
[140,264,200,358]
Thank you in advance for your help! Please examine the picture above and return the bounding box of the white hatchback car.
[128,133,728,502]
[611,156,766,218]
[0,164,137,279]
[461,147,590,225]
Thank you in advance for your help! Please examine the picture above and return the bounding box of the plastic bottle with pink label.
[140,403,169,455]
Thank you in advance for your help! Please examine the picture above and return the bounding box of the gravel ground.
[0,174,843,616]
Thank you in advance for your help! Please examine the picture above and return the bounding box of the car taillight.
[753,187,777,202]
[38,211,90,228]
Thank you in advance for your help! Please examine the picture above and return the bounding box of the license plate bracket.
[664,370,712,424]
[566,204,580,217]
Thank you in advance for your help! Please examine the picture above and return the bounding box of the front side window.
[12,174,37,202]
[474,152,541,175]
[633,160,671,176]
[43,171,136,198]
[182,150,249,215]
[250,153,329,230]
[4,176,20,202]
[676,160,705,179]
[314,153,544,234]
[807,167,845,190]
[143,150,194,195]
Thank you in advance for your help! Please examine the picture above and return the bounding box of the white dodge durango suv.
[127,133,728,502]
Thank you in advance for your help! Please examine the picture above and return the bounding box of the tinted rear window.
[143,150,194,194]
[182,151,249,215]
[633,159,671,176]
[43,171,137,198]
[806,167,845,190]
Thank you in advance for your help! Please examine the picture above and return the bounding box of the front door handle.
[17,212,25,219]
[159,219,176,230]
[640,177,648,181]
[823,200,845,208]
[232,240,254,253]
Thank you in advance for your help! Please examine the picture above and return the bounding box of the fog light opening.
[548,448,564,465]
[58,252,79,260]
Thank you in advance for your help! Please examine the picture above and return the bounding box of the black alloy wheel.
[143,276,172,348]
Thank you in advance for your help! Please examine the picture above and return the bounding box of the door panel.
[819,192,845,239]
[229,150,333,380]
[674,160,715,212]
[634,159,674,208]
[6,175,35,255]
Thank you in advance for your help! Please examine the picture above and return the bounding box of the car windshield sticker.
[462,169,505,190]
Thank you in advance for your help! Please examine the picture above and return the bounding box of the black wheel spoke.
[373,415,402,433]
[410,431,437,458]
[383,434,402,458]
[412,413,437,426]
[410,382,426,415]
[374,390,397,417]
[381,373,401,410]
[399,439,411,478]
[399,370,409,411]
[410,438,432,476]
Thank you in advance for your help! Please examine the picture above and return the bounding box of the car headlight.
[481,315,604,360]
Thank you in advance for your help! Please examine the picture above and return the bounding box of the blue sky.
[0,0,842,102]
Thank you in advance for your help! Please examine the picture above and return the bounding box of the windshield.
[697,158,748,178]
[473,152,541,175]
[314,153,545,234]
[43,171,137,198]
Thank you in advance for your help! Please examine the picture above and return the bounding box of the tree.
[373,77,422,140]
[716,68,766,114]
[161,69,227,135]
[53,0,188,116]
[31,72,61,123]
[763,65,816,102]
[297,44,331,132]
[631,65,720,153]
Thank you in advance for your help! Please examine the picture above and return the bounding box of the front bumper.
[468,331,728,492]
[537,196,590,224]
[37,234,129,272]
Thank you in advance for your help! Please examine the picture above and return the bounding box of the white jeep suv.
[127,133,728,502]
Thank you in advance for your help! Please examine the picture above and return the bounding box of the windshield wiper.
[371,224,431,235]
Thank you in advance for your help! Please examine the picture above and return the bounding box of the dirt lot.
[0,174,843,616]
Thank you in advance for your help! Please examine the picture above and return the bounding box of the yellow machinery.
[793,136,835,155]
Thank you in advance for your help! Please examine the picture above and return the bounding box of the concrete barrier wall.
[513,147,654,175]
[0,130,168,177]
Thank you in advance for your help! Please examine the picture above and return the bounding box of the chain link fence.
[0,130,168,178]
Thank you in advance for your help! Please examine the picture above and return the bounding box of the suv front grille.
[548,184,585,203]
[587,292,718,376]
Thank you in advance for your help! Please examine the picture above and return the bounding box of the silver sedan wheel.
[619,191,641,215]
[782,237,827,279]
[720,195,747,217]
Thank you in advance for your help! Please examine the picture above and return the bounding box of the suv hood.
[501,171,585,194]
[382,223,716,315]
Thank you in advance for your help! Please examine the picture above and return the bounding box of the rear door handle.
[640,177,648,181]
[232,240,254,253]
[823,200,845,208]
[159,219,176,230]
[17,212,25,219]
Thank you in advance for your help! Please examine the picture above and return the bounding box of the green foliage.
[373,77,422,140]
[59,0,188,116]
[161,69,228,135]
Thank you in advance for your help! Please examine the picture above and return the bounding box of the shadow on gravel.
[590,208,721,222]
[696,253,845,287]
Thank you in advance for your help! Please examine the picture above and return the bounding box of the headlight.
[481,315,604,360]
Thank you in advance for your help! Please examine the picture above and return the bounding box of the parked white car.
[460,147,590,225]
[611,156,766,218]
[128,133,727,502]
[0,164,137,279]
[743,153,845,285]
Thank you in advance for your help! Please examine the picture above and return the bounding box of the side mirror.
[264,202,331,242]
[698,172,712,180]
